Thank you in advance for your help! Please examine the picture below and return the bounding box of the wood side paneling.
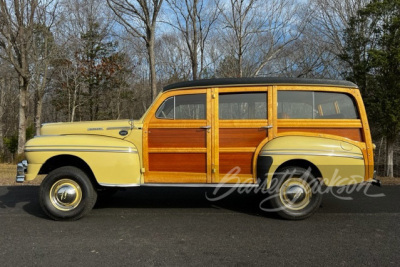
[219,152,253,174]
[149,153,206,172]
[278,128,363,141]
[219,128,267,147]
[148,128,206,148]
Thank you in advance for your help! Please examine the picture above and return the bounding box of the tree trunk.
[0,78,5,156]
[35,96,43,136]
[148,36,157,101]
[17,76,28,155]
[386,136,395,177]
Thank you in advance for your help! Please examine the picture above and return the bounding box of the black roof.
[163,77,358,91]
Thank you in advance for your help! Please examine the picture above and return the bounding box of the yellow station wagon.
[16,77,379,220]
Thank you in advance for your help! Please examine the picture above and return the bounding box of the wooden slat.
[219,152,254,174]
[278,119,362,128]
[219,128,267,147]
[149,153,206,172]
[145,171,207,183]
[148,148,207,153]
[278,128,363,142]
[148,128,206,148]
[219,147,256,153]
[217,174,254,184]
[219,120,268,128]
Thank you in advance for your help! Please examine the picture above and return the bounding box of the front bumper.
[16,160,28,183]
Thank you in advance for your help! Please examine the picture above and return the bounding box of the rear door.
[213,87,272,183]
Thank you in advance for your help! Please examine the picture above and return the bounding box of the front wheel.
[39,166,97,221]
[269,166,322,220]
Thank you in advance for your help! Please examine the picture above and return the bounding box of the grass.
[0,164,43,186]
[0,164,399,186]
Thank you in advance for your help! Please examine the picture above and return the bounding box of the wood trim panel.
[148,120,207,128]
[278,119,362,128]
[217,173,254,184]
[219,152,254,175]
[218,86,267,93]
[219,147,256,153]
[278,128,363,142]
[219,128,268,147]
[219,120,268,128]
[149,153,206,173]
[276,86,358,92]
[148,128,206,148]
[145,171,207,183]
[148,148,207,153]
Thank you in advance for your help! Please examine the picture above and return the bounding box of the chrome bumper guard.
[16,160,28,183]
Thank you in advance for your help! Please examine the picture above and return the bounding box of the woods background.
[0,0,399,177]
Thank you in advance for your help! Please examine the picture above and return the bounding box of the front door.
[143,89,212,183]
[213,87,271,183]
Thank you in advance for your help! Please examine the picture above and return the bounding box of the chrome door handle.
[260,125,273,129]
[200,126,211,129]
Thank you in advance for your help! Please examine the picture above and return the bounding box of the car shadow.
[95,186,281,219]
[0,186,48,219]
[0,184,397,220]
[0,185,280,220]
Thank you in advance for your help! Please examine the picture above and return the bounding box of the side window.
[156,94,206,120]
[278,91,313,119]
[278,91,359,119]
[315,92,359,119]
[219,92,267,120]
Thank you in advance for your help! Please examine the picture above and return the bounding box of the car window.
[278,91,359,119]
[219,92,267,120]
[156,94,206,120]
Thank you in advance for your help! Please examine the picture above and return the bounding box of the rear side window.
[278,91,359,119]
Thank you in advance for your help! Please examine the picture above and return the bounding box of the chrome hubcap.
[50,179,82,211]
[56,185,77,205]
[285,185,306,203]
[279,178,311,210]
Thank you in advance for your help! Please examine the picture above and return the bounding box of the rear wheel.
[39,166,97,221]
[269,166,322,220]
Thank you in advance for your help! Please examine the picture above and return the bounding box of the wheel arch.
[39,155,99,187]
[275,159,323,180]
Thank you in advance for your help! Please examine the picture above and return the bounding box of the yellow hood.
[40,120,136,139]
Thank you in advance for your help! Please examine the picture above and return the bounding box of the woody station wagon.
[16,77,379,220]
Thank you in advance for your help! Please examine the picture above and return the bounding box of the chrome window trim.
[142,183,259,188]
[24,148,138,154]
[106,126,132,130]
[264,149,363,156]
[259,151,363,160]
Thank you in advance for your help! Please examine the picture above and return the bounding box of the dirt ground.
[1,163,399,186]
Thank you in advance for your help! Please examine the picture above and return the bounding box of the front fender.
[259,136,365,187]
[24,135,141,186]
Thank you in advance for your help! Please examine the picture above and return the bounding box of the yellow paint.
[260,136,365,187]
[24,135,141,185]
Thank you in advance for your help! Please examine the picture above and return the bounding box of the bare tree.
[252,0,306,76]
[165,0,219,80]
[0,73,7,155]
[0,0,40,155]
[31,2,58,135]
[107,0,163,101]
[309,0,368,57]
[218,0,260,77]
